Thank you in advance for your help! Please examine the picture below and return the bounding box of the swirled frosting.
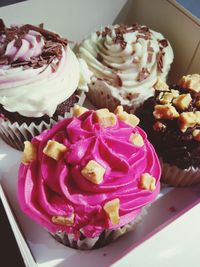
[0,20,90,117]
[18,109,160,238]
[78,24,174,108]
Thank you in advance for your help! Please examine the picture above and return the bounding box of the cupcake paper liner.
[87,83,120,112]
[51,207,148,250]
[0,90,85,150]
[160,158,200,187]
[88,83,143,114]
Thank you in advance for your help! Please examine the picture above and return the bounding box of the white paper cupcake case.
[51,207,148,250]
[87,82,146,114]
[0,90,85,151]
[160,158,200,187]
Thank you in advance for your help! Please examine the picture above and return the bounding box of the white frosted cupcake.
[77,24,174,112]
[0,19,91,150]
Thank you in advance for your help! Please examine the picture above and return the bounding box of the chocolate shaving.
[147,42,154,53]
[113,34,127,49]
[14,38,22,48]
[20,24,68,45]
[102,27,111,37]
[126,93,139,100]
[137,68,150,82]
[159,39,168,48]
[147,53,153,63]
[157,51,165,72]
[11,60,29,68]
[97,53,103,62]
[116,75,123,87]
[38,23,44,29]
[96,31,101,37]
[0,19,67,70]
[0,19,5,33]
[36,35,42,43]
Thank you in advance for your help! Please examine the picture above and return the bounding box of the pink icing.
[4,30,44,62]
[18,111,161,239]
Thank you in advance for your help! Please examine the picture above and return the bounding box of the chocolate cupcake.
[18,105,161,250]
[0,19,91,150]
[77,24,173,112]
[136,74,200,186]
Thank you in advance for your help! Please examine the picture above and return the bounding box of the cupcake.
[18,105,161,250]
[136,74,200,186]
[77,24,174,112]
[0,19,91,150]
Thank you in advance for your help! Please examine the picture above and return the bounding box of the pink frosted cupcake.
[0,19,90,150]
[18,106,161,249]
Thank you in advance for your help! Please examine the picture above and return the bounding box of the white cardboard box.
[0,1,200,266]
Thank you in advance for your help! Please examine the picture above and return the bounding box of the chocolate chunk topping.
[136,83,200,169]
[137,68,150,82]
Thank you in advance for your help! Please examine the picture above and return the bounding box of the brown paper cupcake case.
[160,158,200,187]
[51,207,148,250]
[0,90,86,150]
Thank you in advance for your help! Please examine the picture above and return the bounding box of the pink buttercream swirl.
[4,30,44,62]
[18,111,161,239]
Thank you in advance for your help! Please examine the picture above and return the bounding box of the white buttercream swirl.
[5,30,44,62]
[78,24,174,108]
[0,45,82,117]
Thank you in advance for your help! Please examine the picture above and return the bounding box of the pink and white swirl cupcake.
[18,105,161,249]
[0,19,91,150]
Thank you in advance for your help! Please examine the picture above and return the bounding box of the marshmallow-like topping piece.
[43,140,67,160]
[81,160,105,184]
[103,198,120,225]
[21,141,37,165]
[129,133,144,147]
[72,105,88,117]
[114,105,140,127]
[95,108,117,127]
[139,173,156,191]
[179,74,200,93]
[52,213,74,226]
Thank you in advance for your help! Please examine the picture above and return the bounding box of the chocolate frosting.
[136,84,200,169]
